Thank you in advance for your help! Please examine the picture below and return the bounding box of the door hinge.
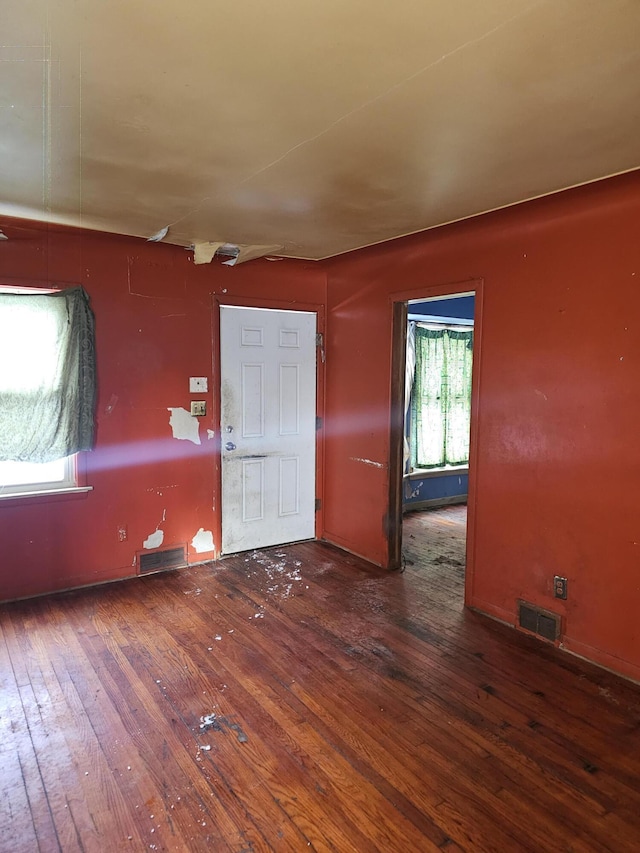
[315,498,322,511]
[316,416,323,431]
[316,332,326,364]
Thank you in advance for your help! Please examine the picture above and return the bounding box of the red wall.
[3,170,640,684]
[323,171,640,682]
[0,220,326,600]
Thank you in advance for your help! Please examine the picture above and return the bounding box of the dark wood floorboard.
[2,506,640,851]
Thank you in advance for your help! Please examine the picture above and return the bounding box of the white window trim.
[404,464,469,480]
[0,455,93,500]
[0,485,93,501]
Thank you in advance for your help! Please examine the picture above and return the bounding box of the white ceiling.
[2,0,640,260]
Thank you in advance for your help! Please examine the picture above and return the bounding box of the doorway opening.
[403,294,474,603]
[389,289,479,607]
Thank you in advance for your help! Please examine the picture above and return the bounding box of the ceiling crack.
[238,0,546,185]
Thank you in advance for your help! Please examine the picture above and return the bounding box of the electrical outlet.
[553,576,568,599]
[190,400,206,417]
[118,525,128,542]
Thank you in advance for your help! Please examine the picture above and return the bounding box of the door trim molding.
[388,300,407,570]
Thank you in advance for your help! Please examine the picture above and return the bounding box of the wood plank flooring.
[2,508,640,851]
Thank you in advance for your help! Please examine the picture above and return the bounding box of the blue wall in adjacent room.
[410,295,475,321]
[403,471,469,510]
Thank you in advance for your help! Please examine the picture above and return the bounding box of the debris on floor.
[199,712,248,743]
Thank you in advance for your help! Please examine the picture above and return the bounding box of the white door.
[220,305,317,554]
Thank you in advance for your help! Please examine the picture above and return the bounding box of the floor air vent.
[139,546,186,573]
[518,600,562,642]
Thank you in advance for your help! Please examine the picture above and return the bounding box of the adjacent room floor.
[403,503,467,595]
[2,512,640,852]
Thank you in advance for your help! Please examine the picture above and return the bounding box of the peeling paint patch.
[222,244,283,266]
[192,528,214,553]
[406,481,423,499]
[147,225,169,242]
[193,241,225,265]
[350,457,386,469]
[207,429,215,440]
[168,407,201,445]
[105,394,118,415]
[143,529,164,550]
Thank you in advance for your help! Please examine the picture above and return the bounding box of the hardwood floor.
[3,511,640,851]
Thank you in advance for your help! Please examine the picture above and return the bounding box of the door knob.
[225,441,236,451]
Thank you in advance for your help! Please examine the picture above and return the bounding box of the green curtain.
[0,287,96,462]
[410,325,473,469]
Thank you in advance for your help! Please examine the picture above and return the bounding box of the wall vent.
[139,546,186,573]
[518,600,562,643]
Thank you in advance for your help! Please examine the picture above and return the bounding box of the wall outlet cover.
[553,576,568,600]
[189,376,208,393]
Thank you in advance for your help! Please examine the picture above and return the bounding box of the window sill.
[0,485,93,502]
[404,466,469,480]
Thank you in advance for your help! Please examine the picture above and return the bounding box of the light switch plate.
[190,401,206,417]
[189,376,208,393]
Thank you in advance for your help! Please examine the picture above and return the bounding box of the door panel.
[220,305,316,554]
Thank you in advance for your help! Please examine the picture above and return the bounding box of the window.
[0,456,77,496]
[0,285,96,498]
[410,324,473,470]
